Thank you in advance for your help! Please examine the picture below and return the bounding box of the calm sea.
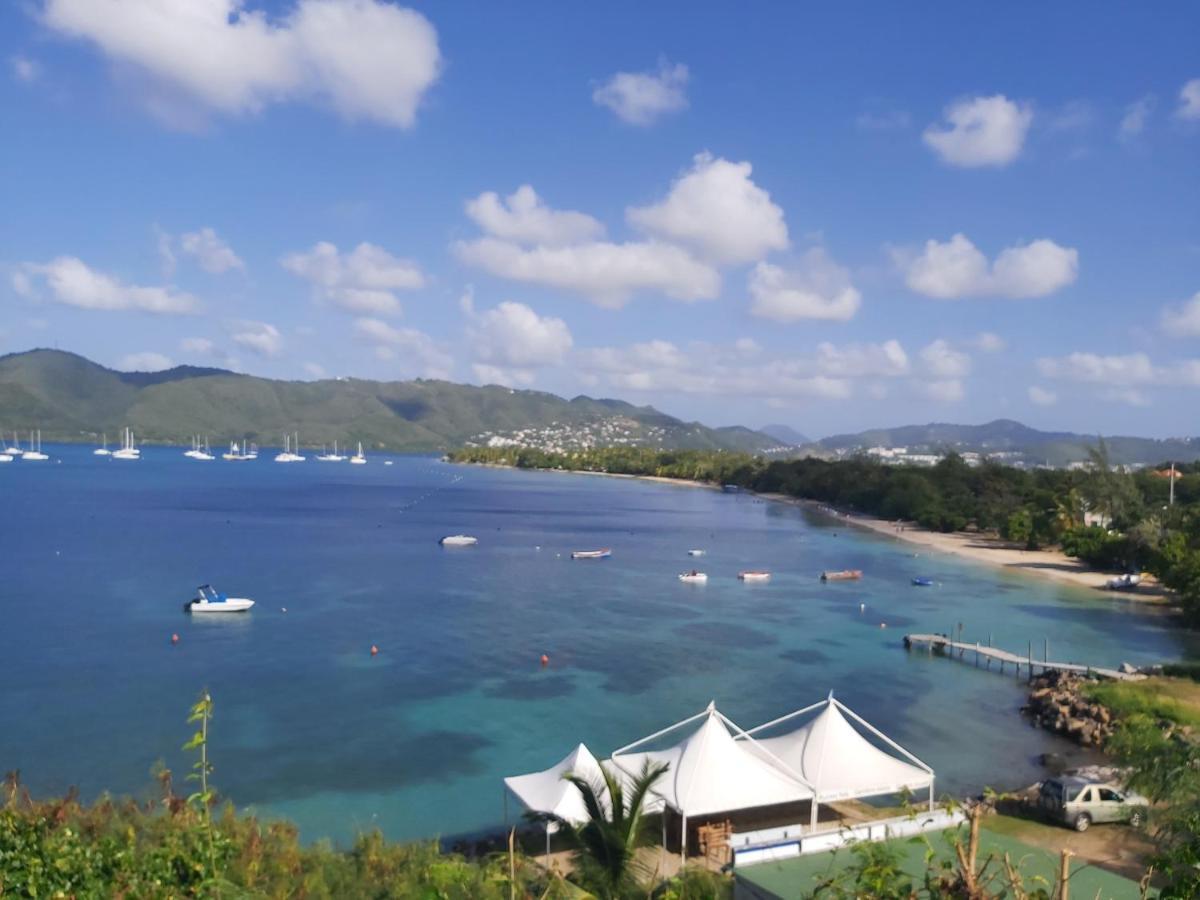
[1,446,1195,843]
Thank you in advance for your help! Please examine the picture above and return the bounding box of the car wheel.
[1128,811,1144,828]
[1074,813,1091,832]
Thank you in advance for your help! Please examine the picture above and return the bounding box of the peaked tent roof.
[504,743,607,824]
[611,703,813,818]
[739,696,933,802]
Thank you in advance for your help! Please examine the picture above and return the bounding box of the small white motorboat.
[0,454,12,463]
[678,571,708,584]
[687,549,706,557]
[349,441,366,465]
[738,571,771,582]
[1106,573,1142,591]
[185,584,254,613]
[571,549,612,560]
[440,535,478,546]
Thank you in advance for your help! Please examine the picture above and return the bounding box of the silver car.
[1037,776,1148,832]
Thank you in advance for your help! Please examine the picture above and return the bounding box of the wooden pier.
[902,633,1142,681]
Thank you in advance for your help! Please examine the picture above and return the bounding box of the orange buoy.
[171,633,180,645]
[370,645,379,656]
[540,653,550,667]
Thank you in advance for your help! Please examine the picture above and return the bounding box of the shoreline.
[454,460,1174,605]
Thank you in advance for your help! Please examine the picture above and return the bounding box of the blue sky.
[2,1,1198,438]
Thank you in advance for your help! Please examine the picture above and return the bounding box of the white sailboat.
[2,432,22,457]
[94,433,112,456]
[222,440,253,461]
[22,430,49,461]
[192,436,214,461]
[274,433,305,463]
[112,427,140,460]
[316,440,346,462]
[349,441,366,465]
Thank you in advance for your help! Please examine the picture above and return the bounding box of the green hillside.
[0,349,783,453]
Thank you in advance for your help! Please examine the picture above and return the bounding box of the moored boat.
[678,570,708,583]
[94,433,111,456]
[687,549,706,557]
[1106,573,1141,591]
[22,430,49,461]
[571,549,611,560]
[349,442,366,465]
[112,427,139,460]
[911,577,934,587]
[820,569,862,582]
[440,534,478,546]
[185,584,254,613]
[738,571,771,582]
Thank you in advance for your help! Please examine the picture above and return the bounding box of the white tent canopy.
[504,743,607,826]
[737,694,934,826]
[610,702,814,855]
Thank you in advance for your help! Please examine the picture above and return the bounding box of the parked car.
[1037,776,1148,832]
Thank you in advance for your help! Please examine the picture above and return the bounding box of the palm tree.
[537,759,669,899]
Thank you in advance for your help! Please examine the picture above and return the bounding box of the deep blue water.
[2,446,1196,843]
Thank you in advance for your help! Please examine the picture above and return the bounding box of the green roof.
[734,824,1152,900]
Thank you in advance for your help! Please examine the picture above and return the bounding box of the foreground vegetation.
[450,445,1200,622]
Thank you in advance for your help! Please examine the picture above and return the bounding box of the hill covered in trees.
[0,349,783,453]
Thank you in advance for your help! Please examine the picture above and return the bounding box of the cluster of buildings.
[468,417,670,453]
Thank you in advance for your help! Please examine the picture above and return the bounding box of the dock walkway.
[902,633,1142,681]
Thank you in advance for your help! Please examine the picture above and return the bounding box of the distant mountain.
[761,424,810,446]
[0,349,784,453]
[816,418,1200,466]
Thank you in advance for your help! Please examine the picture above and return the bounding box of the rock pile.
[1022,671,1114,747]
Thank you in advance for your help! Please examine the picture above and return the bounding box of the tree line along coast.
[448,443,1200,625]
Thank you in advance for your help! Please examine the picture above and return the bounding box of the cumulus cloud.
[919,339,971,378]
[923,94,1032,167]
[748,250,860,322]
[973,332,1006,352]
[577,337,913,404]
[1028,385,1057,406]
[1162,292,1200,337]
[592,58,688,126]
[352,317,452,378]
[303,361,326,378]
[1119,95,1154,140]
[465,298,572,385]
[455,236,718,308]
[1178,79,1200,121]
[119,351,173,371]
[901,233,1078,299]
[16,256,198,313]
[11,55,38,82]
[1035,352,1200,392]
[921,379,965,403]
[627,153,788,264]
[180,227,244,273]
[180,337,215,355]
[465,185,604,246]
[40,0,441,128]
[230,320,283,357]
[283,241,424,315]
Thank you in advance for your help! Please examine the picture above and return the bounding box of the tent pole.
[810,798,819,832]
[928,780,935,812]
[545,824,551,858]
[681,812,687,866]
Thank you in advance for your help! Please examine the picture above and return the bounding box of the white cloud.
[18,256,198,313]
[919,339,971,378]
[303,361,326,378]
[902,233,1078,299]
[748,250,860,322]
[465,185,603,246]
[973,332,1006,352]
[627,153,787,265]
[154,225,176,277]
[41,0,440,129]
[1028,386,1057,406]
[12,55,38,83]
[466,300,572,372]
[1119,95,1154,140]
[180,227,244,273]
[814,340,909,377]
[1032,352,1200,390]
[1178,79,1200,121]
[119,351,172,371]
[592,58,687,126]
[1105,388,1150,407]
[352,317,452,378]
[1162,292,1200,337]
[180,337,215,355]
[454,236,719,308]
[282,241,424,315]
[230,320,283,357]
[922,94,1032,167]
[922,379,965,403]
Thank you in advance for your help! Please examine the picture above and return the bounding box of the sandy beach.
[758,493,1172,603]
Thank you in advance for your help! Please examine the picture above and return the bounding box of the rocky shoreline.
[1022,671,1115,748]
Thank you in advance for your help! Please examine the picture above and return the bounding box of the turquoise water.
[1,447,1195,843]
